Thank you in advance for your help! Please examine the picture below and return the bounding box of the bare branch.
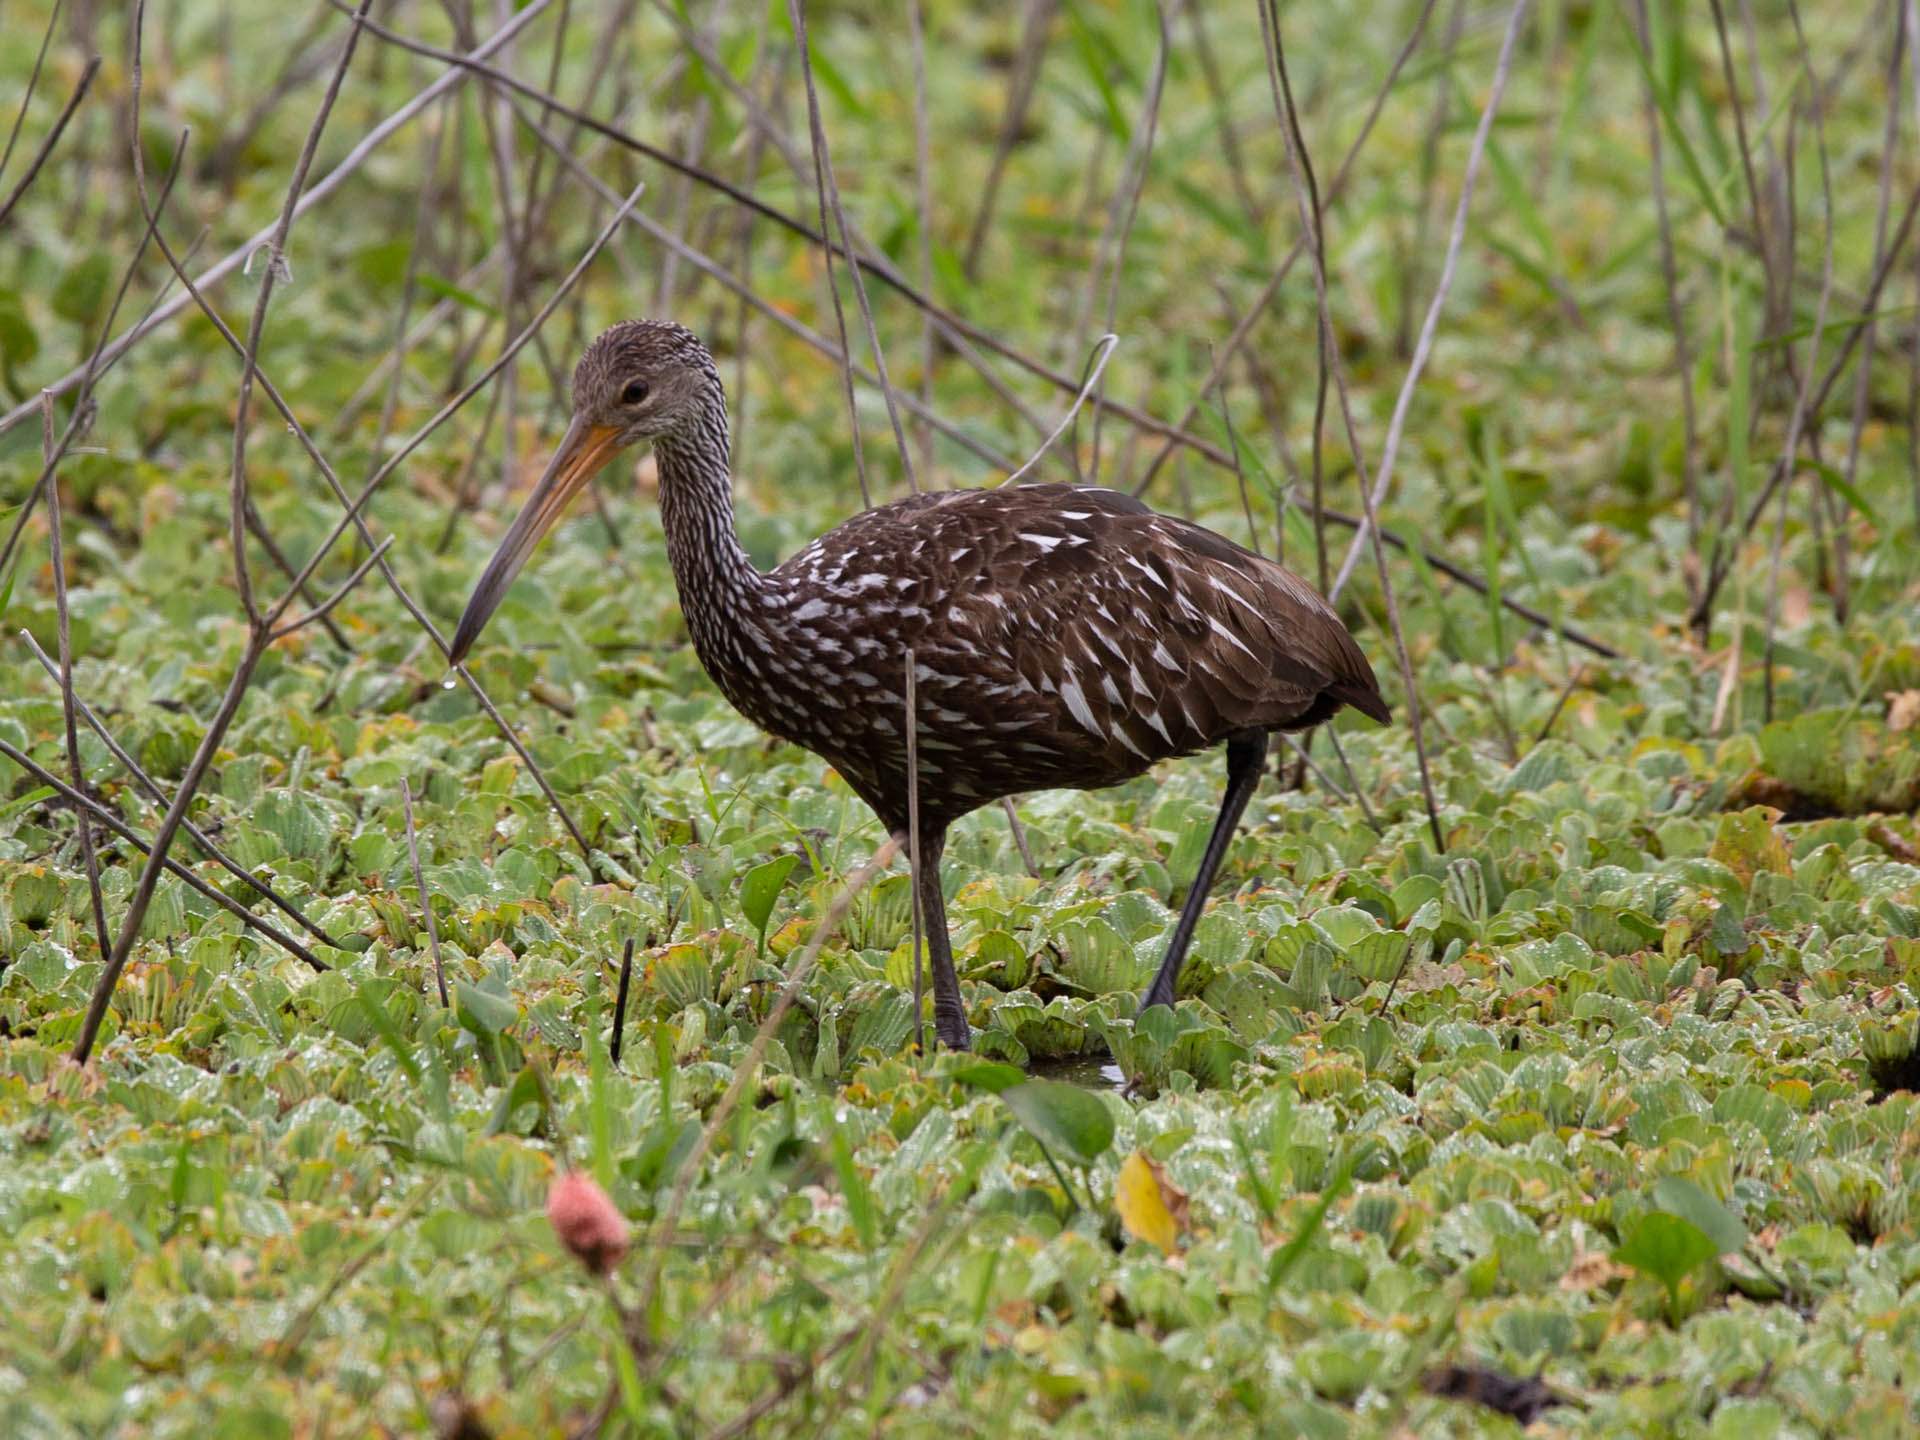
[1326,0,1530,603]
[1762,0,1836,721]
[1084,0,1175,482]
[639,837,902,1321]
[0,737,328,973]
[40,391,112,966]
[905,648,924,1056]
[960,0,1057,283]
[226,0,376,627]
[19,630,344,950]
[1003,335,1119,485]
[789,0,918,499]
[0,54,99,230]
[0,0,560,440]
[0,0,65,186]
[1127,0,1440,505]
[401,778,450,1007]
[269,536,395,640]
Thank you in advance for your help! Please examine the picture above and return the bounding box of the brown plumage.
[451,320,1389,1052]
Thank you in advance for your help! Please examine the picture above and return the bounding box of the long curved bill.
[447,416,623,664]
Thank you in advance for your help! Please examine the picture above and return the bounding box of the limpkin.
[450,320,1389,1052]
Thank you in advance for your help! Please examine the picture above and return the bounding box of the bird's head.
[569,318,722,447]
[448,320,721,664]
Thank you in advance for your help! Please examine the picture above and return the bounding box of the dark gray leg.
[904,823,970,1050]
[1139,729,1269,1014]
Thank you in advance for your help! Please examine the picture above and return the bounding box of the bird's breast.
[682,579,1160,824]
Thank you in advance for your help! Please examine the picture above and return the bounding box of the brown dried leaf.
[1559,1248,1629,1292]
[1867,822,1919,863]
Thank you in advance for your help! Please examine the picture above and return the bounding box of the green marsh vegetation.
[2,0,1919,1434]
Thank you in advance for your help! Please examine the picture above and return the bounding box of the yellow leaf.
[1709,805,1791,887]
[1114,1151,1186,1255]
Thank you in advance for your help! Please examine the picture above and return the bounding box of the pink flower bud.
[546,1171,631,1276]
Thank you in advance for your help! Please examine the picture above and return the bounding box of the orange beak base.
[447,418,623,664]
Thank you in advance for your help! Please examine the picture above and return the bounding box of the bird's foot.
[934,1014,972,1052]
[1136,982,1176,1017]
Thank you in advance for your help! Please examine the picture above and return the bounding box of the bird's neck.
[652,419,770,635]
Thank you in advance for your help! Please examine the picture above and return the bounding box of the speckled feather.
[550,322,1391,837]
[702,484,1387,832]
[459,320,1390,1048]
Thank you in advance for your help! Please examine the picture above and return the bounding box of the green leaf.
[1134,1002,1179,1053]
[999,1079,1115,1167]
[1051,916,1145,994]
[455,981,519,1037]
[1652,1177,1747,1257]
[51,252,113,331]
[254,790,334,864]
[1613,1211,1717,1292]
[1796,457,1880,525]
[0,294,37,369]
[1349,931,1411,986]
[483,1064,546,1137]
[416,271,500,316]
[1390,875,1444,926]
[1064,5,1129,140]
[740,853,799,945]
[0,784,55,827]
[1269,1149,1356,1288]
[612,1333,648,1424]
[830,1122,876,1250]
[1610,0,1724,228]
[352,237,411,288]
[1711,806,1793,887]
[951,1060,1026,1094]
[793,30,868,118]
[353,990,423,1086]
[844,991,915,1061]
[965,929,1032,989]
[649,944,713,1011]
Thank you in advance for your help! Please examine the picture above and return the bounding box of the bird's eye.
[621,379,650,405]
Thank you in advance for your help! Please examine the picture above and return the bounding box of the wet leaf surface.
[3,3,1920,1436]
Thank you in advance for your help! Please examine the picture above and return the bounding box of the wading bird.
[450,321,1389,1051]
